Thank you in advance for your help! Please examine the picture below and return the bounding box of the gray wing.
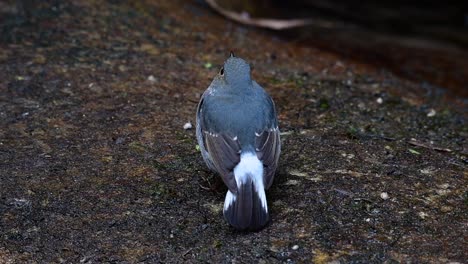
[255,127,280,189]
[252,84,281,190]
[197,94,240,194]
[203,131,241,194]
[196,98,216,171]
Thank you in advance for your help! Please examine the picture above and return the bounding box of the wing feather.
[203,132,241,193]
[255,127,280,189]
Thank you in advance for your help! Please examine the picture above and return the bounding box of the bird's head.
[218,52,251,85]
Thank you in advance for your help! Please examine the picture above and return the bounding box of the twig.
[353,197,375,204]
[198,183,210,191]
[183,248,193,256]
[333,188,353,197]
[205,0,330,30]
[408,139,452,152]
[186,98,200,104]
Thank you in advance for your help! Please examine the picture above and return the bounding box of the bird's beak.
[230,51,235,58]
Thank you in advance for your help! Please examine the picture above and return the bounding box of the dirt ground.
[0,1,466,263]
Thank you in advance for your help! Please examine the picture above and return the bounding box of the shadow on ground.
[0,0,466,263]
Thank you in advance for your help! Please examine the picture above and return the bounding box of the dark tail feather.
[223,175,269,231]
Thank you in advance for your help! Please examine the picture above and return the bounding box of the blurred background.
[205,0,468,99]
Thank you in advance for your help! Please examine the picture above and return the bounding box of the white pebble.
[183,122,192,130]
[380,192,389,200]
[376,97,383,104]
[427,109,436,117]
[292,245,299,250]
[418,211,428,219]
[284,179,299,186]
[147,75,157,82]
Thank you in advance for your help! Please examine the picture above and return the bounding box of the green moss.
[152,160,168,170]
[408,148,421,155]
[129,141,147,153]
[212,239,222,248]
[318,98,330,110]
[346,125,359,139]
[149,183,168,200]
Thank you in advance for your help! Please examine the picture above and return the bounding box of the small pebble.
[440,206,452,213]
[376,97,383,104]
[292,245,299,250]
[288,170,307,177]
[147,75,157,82]
[380,192,389,200]
[437,183,450,189]
[427,108,436,117]
[183,122,192,130]
[284,179,299,186]
[418,211,428,219]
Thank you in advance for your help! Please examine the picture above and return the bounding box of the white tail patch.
[230,152,267,211]
[224,190,236,211]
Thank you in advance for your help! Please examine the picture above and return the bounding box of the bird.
[196,52,281,231]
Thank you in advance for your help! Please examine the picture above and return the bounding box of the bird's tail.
[223,153,269,231]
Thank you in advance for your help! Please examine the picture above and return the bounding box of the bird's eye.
[219,67,224,76]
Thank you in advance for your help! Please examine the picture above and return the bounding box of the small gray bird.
[196,53,281,230]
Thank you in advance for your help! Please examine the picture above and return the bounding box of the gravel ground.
[0,1,466,263]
